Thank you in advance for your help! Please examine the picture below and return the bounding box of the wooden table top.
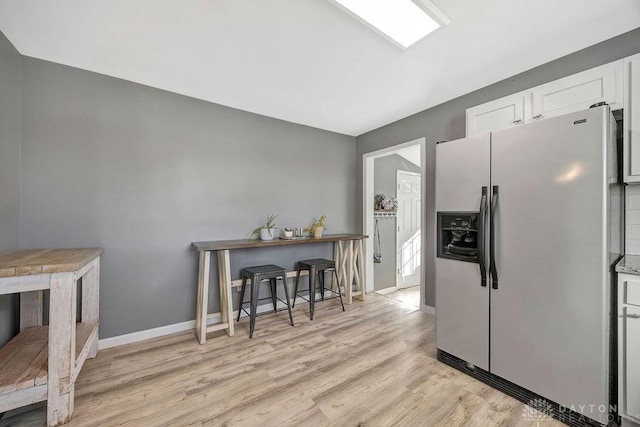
[0,248,103,278]
[192,233,367,251]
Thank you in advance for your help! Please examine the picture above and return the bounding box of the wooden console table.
[191,234,367,344]
[0,248,102,426]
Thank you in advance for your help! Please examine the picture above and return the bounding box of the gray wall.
[356,27,640,307]
[20,57,356,339]
[373,154,420,291]
[9,26,640,339]
[0,31,21,346]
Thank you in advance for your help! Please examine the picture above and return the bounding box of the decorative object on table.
[374,193,397,211]
[283,228,294,238]
[373,218,382,263]
[306,215,327,238]
[250,214,278,241]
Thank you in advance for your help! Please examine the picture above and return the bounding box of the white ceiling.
[0,1,639,136]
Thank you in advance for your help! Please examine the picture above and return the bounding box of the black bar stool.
[237,264,294,338]
[293,258,345,320]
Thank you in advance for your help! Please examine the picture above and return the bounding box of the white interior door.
[396,170,421,289]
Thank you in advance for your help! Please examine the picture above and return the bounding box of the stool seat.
[242,264,286,277]
[297,259,336,270]
[237,264,294,338]
[294,258,344,320]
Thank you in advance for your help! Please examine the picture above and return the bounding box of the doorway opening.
[363,138,425,310]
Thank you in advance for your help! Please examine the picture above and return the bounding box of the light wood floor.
[0,293,562,427]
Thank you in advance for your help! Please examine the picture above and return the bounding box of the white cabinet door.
[624,53,640,183]
[531,61,623,121]
[465,92,528,136]
[625,305,640,421]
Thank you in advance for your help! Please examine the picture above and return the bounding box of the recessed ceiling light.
[330,0,450,49]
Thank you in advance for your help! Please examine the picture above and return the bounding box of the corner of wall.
[18,50,23,251]
[0,29,24,345]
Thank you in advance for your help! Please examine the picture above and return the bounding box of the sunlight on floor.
[375,285,420,308]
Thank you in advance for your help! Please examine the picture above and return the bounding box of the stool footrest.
[294,292,343,304]
[238,295,290,307]
[237,306,292,319]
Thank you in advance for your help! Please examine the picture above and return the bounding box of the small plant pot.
[260,228,274,241]
[283,230,293,238]
[313,226,323,239]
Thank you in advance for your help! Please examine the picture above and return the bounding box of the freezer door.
[436,134,490,370]
[490,107,610,422]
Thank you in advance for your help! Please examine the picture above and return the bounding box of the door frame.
[396,170,421,290]
[363,137,433,313]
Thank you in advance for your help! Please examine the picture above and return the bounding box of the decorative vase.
[260,228,274,241]
[313,226,323,238]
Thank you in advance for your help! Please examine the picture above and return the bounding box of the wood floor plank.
[0,293,564,427]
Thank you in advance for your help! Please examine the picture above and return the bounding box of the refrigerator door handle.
[478,187,488,287]
[490,185,499,289]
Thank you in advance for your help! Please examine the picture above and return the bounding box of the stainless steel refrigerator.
[435,106,623,425]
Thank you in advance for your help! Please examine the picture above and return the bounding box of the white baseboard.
[422,305,436,315]
[98,317,212,350]
[98,300,296,350]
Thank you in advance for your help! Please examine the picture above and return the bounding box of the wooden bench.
[191,234,366,344]
[0,248,102,426]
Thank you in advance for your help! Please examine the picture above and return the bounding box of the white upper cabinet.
[466,92,529,136]
[624,53,640,183]
[531,61,623,121]
[466,60,623,137]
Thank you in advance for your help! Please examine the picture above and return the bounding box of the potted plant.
[307,215,327,239]
[250,214,278,241]
[283,228,294,238]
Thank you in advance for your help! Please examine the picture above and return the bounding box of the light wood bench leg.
[20,290,43,330]
[355,239,365,301]
[196,251,210,344]
[195,252,203,341]
[81,257,100,358]
[47,272,77,426]
[336,241,348,302]
[345,241,354,304]
[331,243,338,292]
[217,250,234,337]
